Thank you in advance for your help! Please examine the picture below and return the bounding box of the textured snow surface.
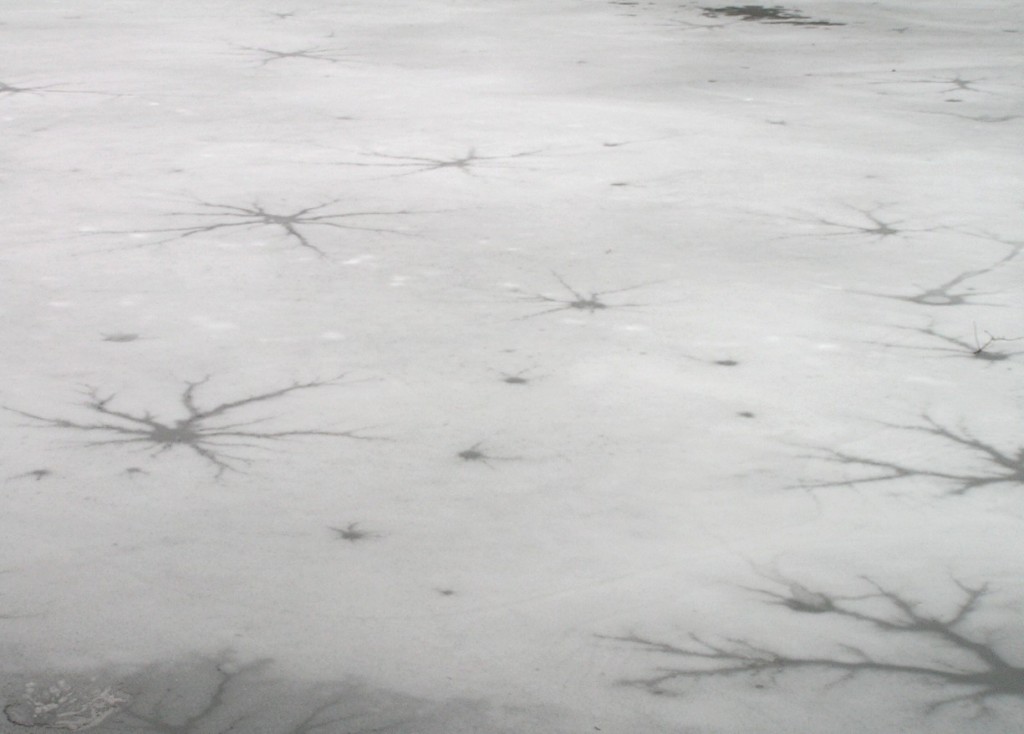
[1,1,1022,732]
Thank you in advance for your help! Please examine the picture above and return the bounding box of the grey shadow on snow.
[2,376,385,478]
[600,575,1023,717]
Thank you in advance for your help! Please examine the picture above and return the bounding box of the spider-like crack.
[853,233,1021,306]
[328,146,544,179]
[877,322,1024,363]
[93,199,422,257]
[514,271,670,320]
[600,576,1023,715]
[2,376,382,478]
[870,74,998,95]
[796,415,1023,496]
[232,44,354,67]
[779,204,936,242]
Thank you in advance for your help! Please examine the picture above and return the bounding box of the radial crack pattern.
[3,376,381,477]
[329,146,543,178]
[96,199,420,257]
[515,271,670,320]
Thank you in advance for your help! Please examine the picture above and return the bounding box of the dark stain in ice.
[680,354,741,368]
[499,368,539,385]
[700,5,843,26]
[330,523,377,543]
[457,442,521,469]
[101,333,141,343]
[5,469,52,482]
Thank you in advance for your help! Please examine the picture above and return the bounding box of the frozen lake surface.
[1,1,1022,731]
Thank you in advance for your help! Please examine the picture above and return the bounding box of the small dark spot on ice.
[738,411,755,418]
[715,359,739,366]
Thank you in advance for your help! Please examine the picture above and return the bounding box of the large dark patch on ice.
[700,5,844,26]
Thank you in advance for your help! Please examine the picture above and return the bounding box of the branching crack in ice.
[3,376,384,477]
[94,199,423,257]
[601,577,1023,715]
[327,146,545,178]
[797,416,1024,495]
[514,271,673,320]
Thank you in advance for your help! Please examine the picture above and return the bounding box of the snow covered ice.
[1,1,1022,731]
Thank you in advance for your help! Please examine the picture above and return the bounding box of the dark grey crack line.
[514,271,672,319]
[328,146,545,179]
[3,376,384,477]
[795,415,1024,496]
[853,233,1022,306]
[600,576,1023,715]
[877,322,1024,363]
[232,44,355,67]
[91,199,424,257]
